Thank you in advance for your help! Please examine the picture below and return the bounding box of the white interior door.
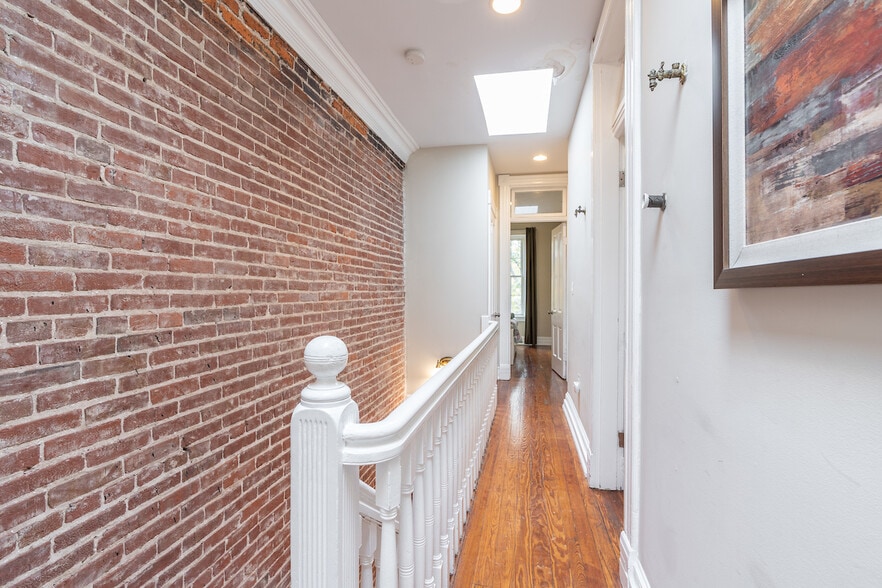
[551,223,567,378]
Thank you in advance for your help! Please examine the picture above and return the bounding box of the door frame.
[551,223,567,378]
[620,0,645,583]
[497,173,568,380]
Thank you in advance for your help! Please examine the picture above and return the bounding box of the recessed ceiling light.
[474,69,553,136]
[491,0,522,15]
[532,154,548,162]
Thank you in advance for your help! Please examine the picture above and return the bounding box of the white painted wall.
[636,0,882,585]
[567,16,625,490]
[404,146,491,393]
[567,66,597,466]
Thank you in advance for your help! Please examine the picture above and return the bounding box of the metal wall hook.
[643,193,667,211]
[648,61,687,91]
[574,206,586,217]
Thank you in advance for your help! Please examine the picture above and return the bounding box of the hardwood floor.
[452,346,623,588]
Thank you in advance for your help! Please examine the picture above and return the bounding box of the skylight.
[474,69,553,136]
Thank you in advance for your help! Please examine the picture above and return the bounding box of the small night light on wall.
[436,356,453,369]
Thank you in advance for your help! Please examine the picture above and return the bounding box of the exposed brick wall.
[0,0,406,585]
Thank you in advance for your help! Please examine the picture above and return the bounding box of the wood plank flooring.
[452,346,623,587]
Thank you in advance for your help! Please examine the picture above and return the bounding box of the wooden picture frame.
[714,0,882,288]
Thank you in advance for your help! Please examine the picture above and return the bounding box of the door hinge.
[618,170,626,188]
[618,431,625,448]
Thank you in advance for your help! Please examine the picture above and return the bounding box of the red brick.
[27,294,108,316]
[36,380,115,412]
[22,193,108,225]
[17,142,100,179]
[6,320,51,343]
[111,252,170,271]
[95,315,128,335]
[128,313,158,331]
[53,501,126,551]
[54,317,94,339]
[17,511,63,548]
[0,397,34,425]
[81,353,148,379]
[0,0,407,583]
[143,274,194,290]
[44,420,122,459]
[149,343,199,366]
[0,344,38,369]
[0,241,26,263]
[76,271,143,291]
[0,363,80,398]
[39,337,116,365]
[158,312,184,328]
[110,293,170,310]
[0,410,81,450]
[109,358,166,390]
[48,462,123,507]
[32,122,75,150]
[73,226,143,250]
[85,430,150,468]
[0,542,51,584]
[0,269,74,292]
[59,84,128,128]
[68,180,137,209]
[29,245,110,269]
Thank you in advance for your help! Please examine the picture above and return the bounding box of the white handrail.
[290,321,499,588]
[342,322,498,464]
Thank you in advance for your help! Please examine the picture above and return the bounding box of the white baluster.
[423,427,436,587]
[399,447,415,588]
[361,519,378,588]
[412,438,427,586]
[438,409,451,588]
[431,416,443,587]
[290,336,360,588]
[376,459,402,588]
[379,507,398,588]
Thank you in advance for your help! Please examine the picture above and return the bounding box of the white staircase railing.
[290,320,499,587]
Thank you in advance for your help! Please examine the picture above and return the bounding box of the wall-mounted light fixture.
[491,0,522,15]
[436,356,453,369]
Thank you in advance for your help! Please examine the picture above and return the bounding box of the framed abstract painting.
[715,0,882,288]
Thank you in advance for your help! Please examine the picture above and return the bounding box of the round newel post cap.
[304,336,349,389]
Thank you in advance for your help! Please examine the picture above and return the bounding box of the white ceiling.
[254,0,605,175]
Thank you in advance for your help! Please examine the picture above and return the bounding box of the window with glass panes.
[510,233,526,317]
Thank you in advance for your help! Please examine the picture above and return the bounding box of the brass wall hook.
[648,61,687,91]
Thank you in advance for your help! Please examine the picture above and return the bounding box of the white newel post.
[290,336,360,588]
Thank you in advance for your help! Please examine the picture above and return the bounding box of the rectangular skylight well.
[474,69,553,136]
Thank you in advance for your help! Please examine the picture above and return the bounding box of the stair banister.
[291,321,499,587]
[340,325,494,463]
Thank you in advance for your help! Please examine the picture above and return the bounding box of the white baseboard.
[498,363,511,381]
[536,336,552,346]
[619,532,650,588]
[562,393,591,479]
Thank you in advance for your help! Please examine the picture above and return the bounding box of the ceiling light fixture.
[532,154,548,162]
[491,0,522,15]
[404,48,425,66]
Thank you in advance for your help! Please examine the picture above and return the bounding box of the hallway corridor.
[452,346,623,587]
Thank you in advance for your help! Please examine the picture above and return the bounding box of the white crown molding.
[248,0,419,162]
